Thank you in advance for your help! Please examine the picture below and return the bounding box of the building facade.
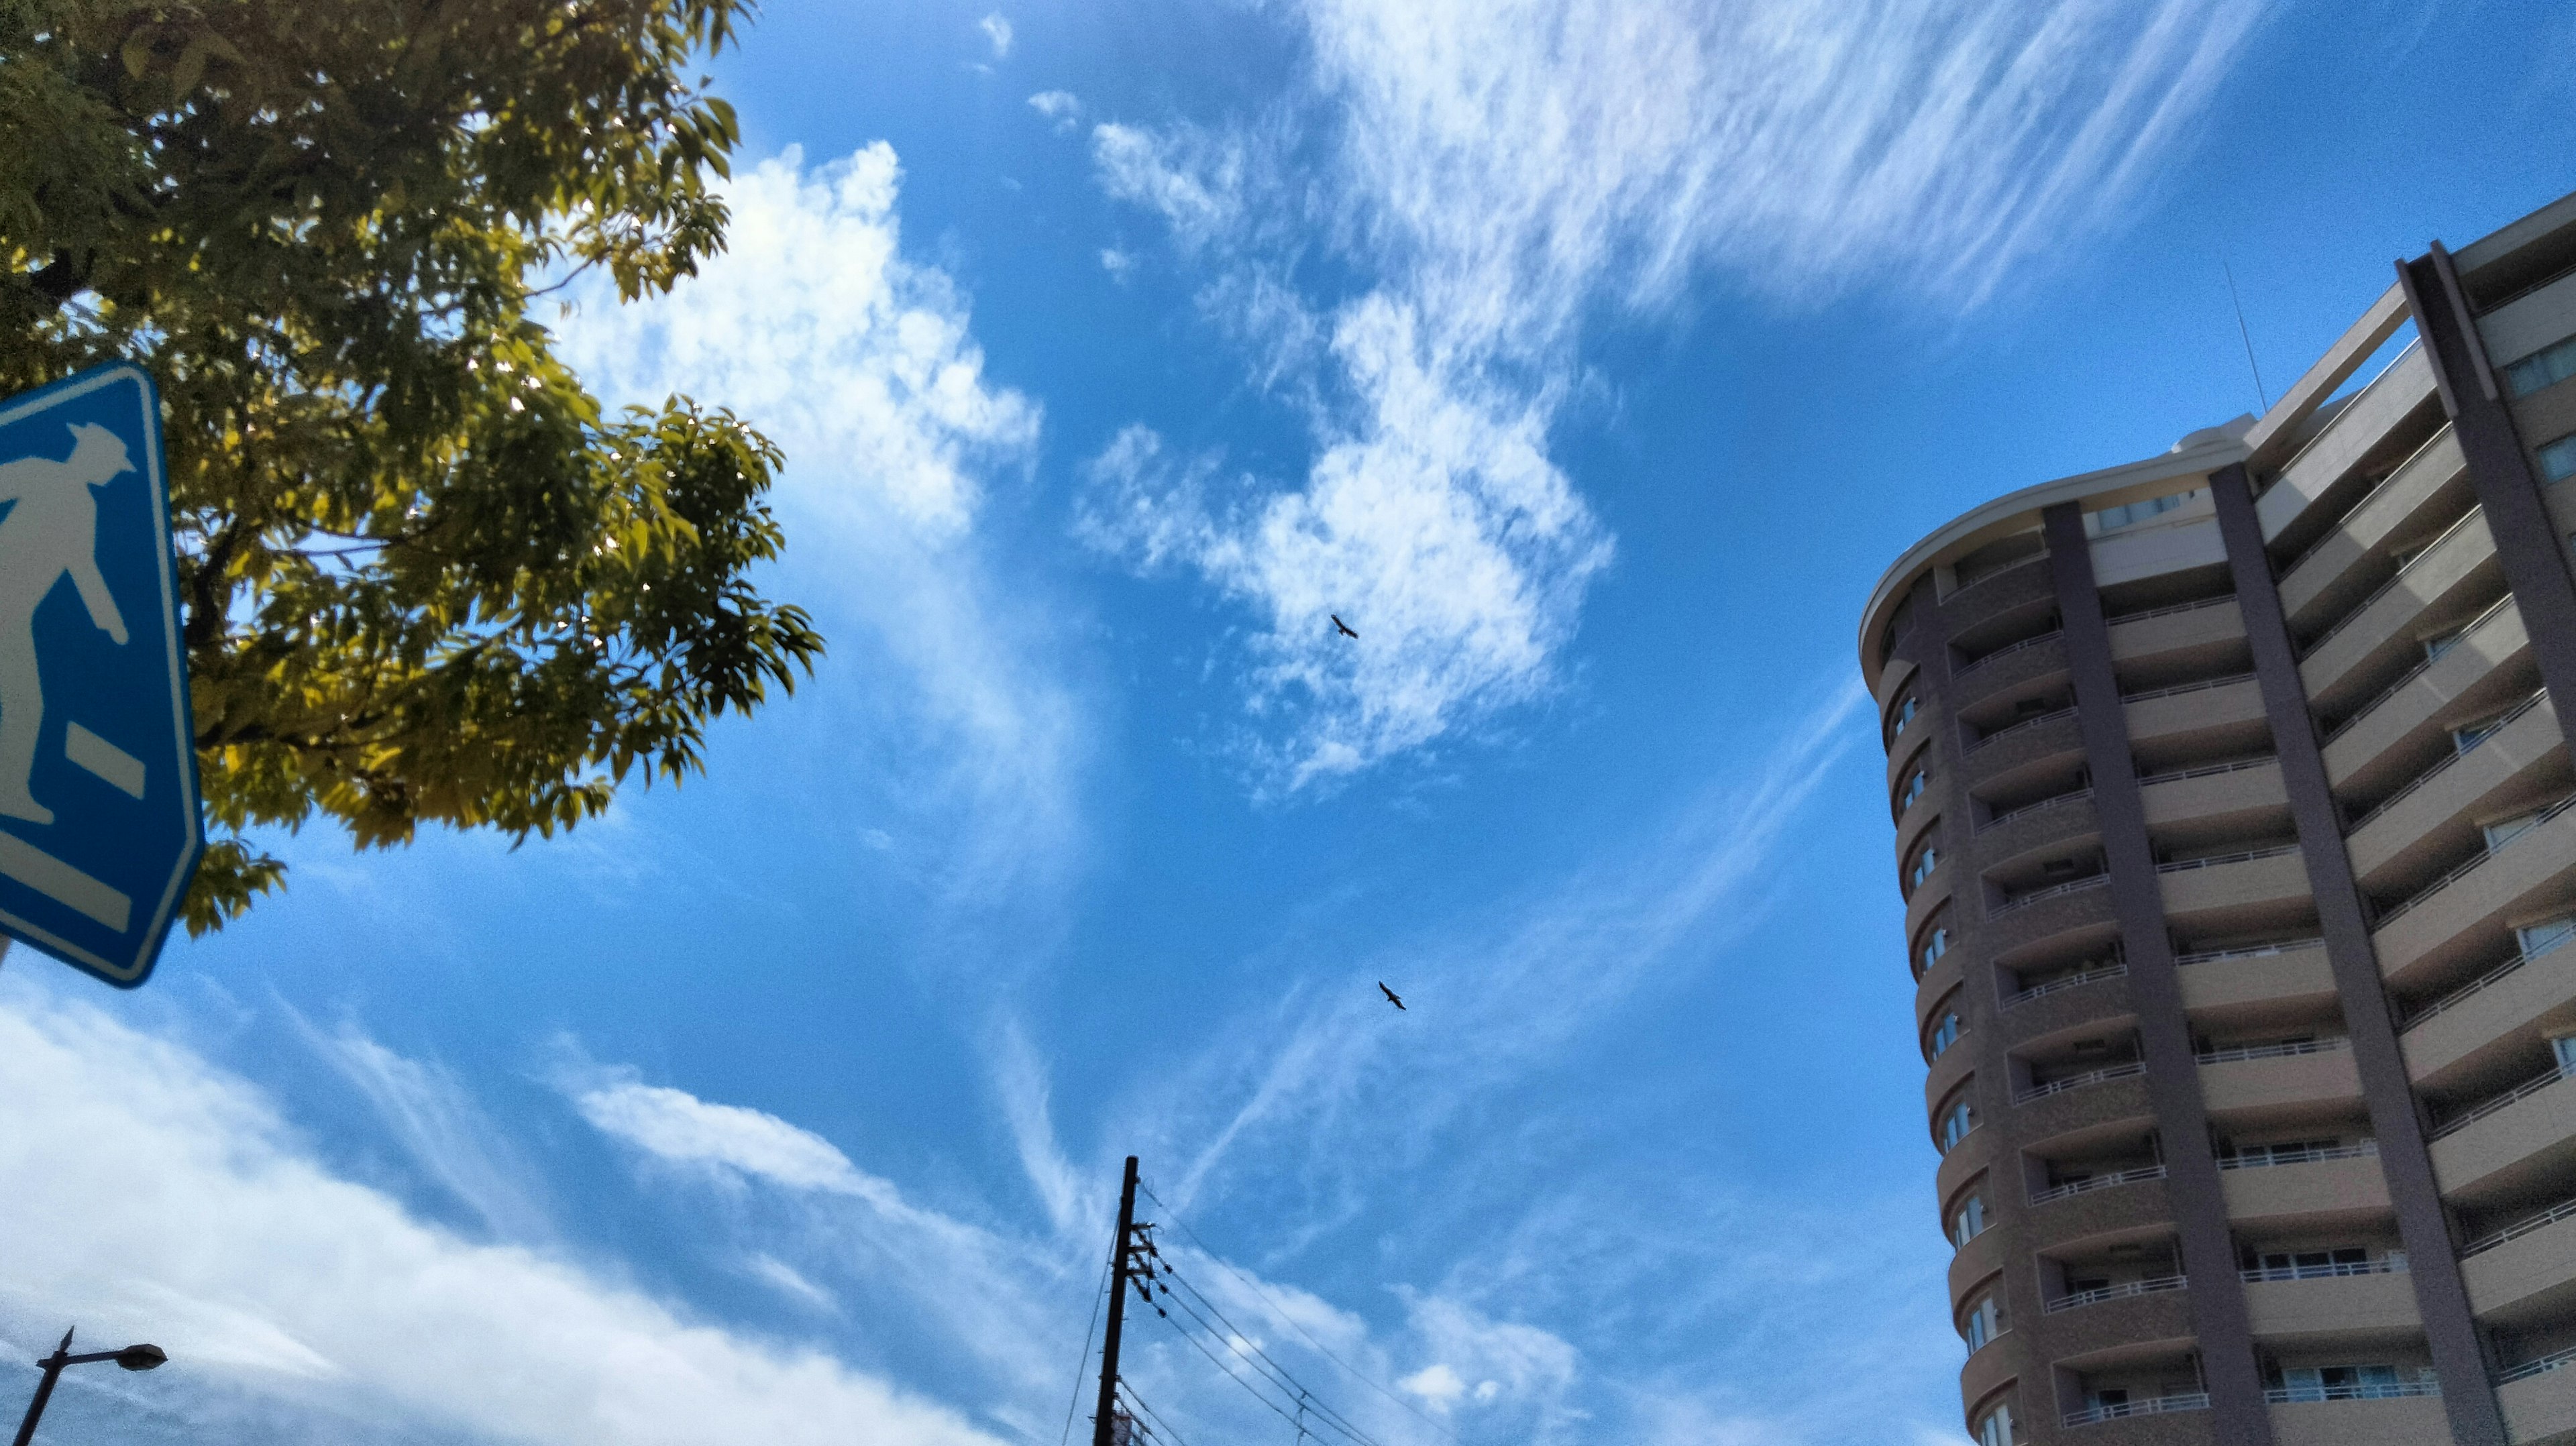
[1860,190,2576,1446]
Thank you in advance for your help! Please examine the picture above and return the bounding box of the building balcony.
[2108,594,2246,682]
[2220,1144,2391,1230]
[2032,1164,2167,1209]
[2428,1068,2576,1205]
[2045,1274,2188,1315]
[2140,757,2287,835]
[2257,339,2437,543]
[2498,1351,2576,1445]
[2125,675,2270,765]
[2157,846,2311,938]
[2373,793,2576,987]
[2275,424,2465,634]
[2198,1038,2360,1120]
[2345,689,2560,895]
[2241,1259,2420,1343]
[2401,925,2576,1091]
[2263,1390,2449,1446]
[2461,1195,2576,1327]
[2176,940,2337,1017]
[2061,1392,2210,1429]
[2322,596,2528,799]
[2299,506,2500,715]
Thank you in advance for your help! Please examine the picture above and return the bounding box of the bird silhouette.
[1332,614,1359,639]
[1378,981,1405,1010]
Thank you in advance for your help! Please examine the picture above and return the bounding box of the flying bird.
[1332,614,1359,639]
[1378,981,1405,1010]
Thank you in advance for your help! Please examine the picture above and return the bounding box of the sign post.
[0,364,203,986]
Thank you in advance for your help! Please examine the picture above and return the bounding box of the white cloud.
[555,143,1081,981]
[0,982,1002,1446]
[747,1254,840,1312]
[570,1073,890,1199]
[978,12,1012,58]
[1027,90,1081,131]
[1090,123,1246,254]
[1085,0,2262,787]
[301,1018,553,1244]
[1098,246,1136,282]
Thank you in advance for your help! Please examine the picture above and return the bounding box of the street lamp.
[11,1327,165,1446]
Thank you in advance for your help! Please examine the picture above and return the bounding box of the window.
[1907,843,1939,892]
[2542,433,2576,483]
[1898,769,1929,813]
[2275,1365,2409,1402]
[1939,1096,1977,1153]
[2506,335,2576,396]
[1961,1293,2005,1352]
[1951,1194,1988,1248]
[2454,710,2512,754]
[1918,925,1949,977]
[1974,1403,2015,1446]
[2090,490,2198,533]
[2256,1247,2367,1280]
[2522,916,2576,959]
[2423,624,2469,663]
[1928,1013,1963,1061]
[2486,807,2548,851]
[2554,1035,2576,1074]
[1889,695,1920,741]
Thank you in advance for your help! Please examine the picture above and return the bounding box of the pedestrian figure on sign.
[0,423,133,825]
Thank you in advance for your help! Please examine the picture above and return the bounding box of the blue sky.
[2,3,2572,1444]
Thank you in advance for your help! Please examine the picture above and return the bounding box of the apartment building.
[1859,189,2576,1446]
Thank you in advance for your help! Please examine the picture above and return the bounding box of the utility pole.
[1091,1156,1141,1446]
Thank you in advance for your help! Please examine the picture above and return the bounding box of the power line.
[1138,1180,1459,1443]
[1059,1252,1114,1446]
[1146,1258,1383,1446]
[1144,1270,1383,1446]
[1139,1286,1340,1442]
[1118,1384,1196,1446]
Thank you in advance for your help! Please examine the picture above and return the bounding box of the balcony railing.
[2217,1140,2377,1170]
[2267,335,2424,503]
[2349,687,2550,834]
[2031,1164,2164,1206]
[2062,1392,2209,1427]
[1977,787,2094,835]
[2045,1274,2186,1314]
[1964,706,2078,755]
[1990,873,2110,917]
[2498,1344,2576,1386]
[2374,789,2576,929]
[2175,938,2323,966]
[2461,1191,2576,1258]
[2241,1256,2408,1283]
[2006,961,2127,1009]
[1952,550,2049,596]
[1956,629,2063,678]
[2400,923,2576,1032]
[2136,755,2275,789]
[2263,1380,2438,1404]
[2108,593,2239,626]
[2015,1060,2145,1105]
[2428,1065,2571,1142]
[2157,843,2300,875]
[2322,591,2518,744]
[2298,505,2486,662]
[2121,671,2255,706]
[2279,414,2453,577]
[2197,1037,2348,1066]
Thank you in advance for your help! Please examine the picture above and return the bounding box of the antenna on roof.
[2224,259,2269,414]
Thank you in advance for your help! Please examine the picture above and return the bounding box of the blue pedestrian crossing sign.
[0,364,203,987]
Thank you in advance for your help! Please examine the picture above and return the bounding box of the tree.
[0,0,824,931]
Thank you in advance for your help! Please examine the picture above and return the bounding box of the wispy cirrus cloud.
[1083,0,2265,789]
[557,143,1082,973]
